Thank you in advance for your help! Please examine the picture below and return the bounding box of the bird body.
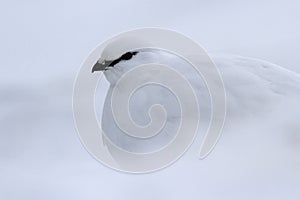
[94,49,300,153]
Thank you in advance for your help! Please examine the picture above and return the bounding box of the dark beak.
[91,60,112,73]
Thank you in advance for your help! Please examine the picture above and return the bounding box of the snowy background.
[1,0,300,199]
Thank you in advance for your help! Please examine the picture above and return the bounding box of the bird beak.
[91,60,112,73]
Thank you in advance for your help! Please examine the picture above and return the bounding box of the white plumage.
[97,48,300,155]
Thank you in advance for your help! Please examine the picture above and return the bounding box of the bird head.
[91,36,156,85]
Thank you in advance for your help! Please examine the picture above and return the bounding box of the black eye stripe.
[121,52,132,60]
[108,57,122,67]
[108,51,138,67]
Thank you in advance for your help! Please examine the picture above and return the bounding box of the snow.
[2,53,300,199]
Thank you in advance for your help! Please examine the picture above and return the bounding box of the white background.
[1,1,299,199]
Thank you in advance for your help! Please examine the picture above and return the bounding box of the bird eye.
[121,52,133,60]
